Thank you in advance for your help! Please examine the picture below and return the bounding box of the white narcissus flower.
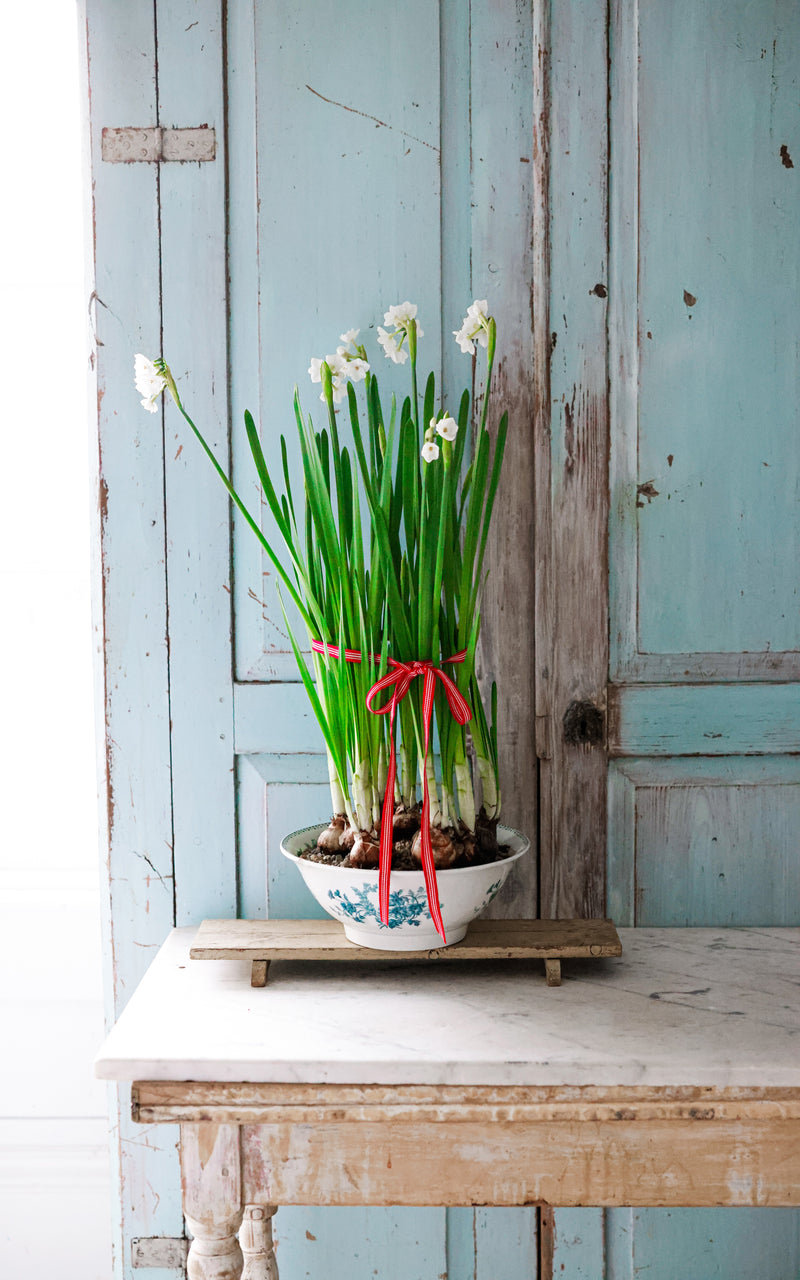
[454,298,491,355]
[377,326,409,364]
[434,415,458,441]
[377,301,424,364]
[383,301,423,337]
[421,440,440,463]
[309,348,370,402]
[340,328,359,344]
[134,353,167,413]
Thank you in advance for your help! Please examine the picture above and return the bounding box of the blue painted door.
[86,0,798,1276]
[544,0,800,1274]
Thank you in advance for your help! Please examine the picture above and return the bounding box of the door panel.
[231,0,444,681]
[606,1208,800,1279]
[634,1,800,661]
[609,0,800,684]
[609,758,800,927]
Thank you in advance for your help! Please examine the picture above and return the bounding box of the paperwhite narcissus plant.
[134,297,505,883]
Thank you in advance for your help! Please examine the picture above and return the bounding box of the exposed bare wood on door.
[537,1,610,920]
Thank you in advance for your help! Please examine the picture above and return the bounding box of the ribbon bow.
[311,641,472,941]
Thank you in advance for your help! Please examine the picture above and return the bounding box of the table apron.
[170,1115,800,1208]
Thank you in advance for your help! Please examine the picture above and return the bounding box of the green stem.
[479,317,497,434]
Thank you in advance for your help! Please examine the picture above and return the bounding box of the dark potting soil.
[298,833,511,871]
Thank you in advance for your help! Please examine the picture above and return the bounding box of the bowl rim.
[280,821,529,876]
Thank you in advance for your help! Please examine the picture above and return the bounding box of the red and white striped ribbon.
[311,639,472,942]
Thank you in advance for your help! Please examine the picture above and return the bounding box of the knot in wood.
[563,700,605,747]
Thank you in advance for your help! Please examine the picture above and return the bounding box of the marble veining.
[94,926,800,1087]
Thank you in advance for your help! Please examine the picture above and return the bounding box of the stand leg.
[545,958,562,986]
[251,960,270,987]
[240,1205,279,1279]
[182,1123,244,1280]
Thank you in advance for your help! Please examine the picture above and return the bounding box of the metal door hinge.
[131,1237,189,1268]
[102,126,216,163]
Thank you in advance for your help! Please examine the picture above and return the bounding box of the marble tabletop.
[94,926,800,1088]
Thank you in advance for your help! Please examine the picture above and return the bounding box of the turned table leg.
[240,1204,279,1279]
[182,1123,244,1280]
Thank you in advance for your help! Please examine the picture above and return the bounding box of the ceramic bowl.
[281,823,530,950]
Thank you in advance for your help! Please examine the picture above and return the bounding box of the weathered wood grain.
[538,0,609,919]
[181,1124,243,1280]
[608,758,800,927]
[237,1114,800,1208]
[608,683,800,757]
[81,0,185,1269]
[157,0,236,927]
[604,0,800,1265]
[136,1082,800,1127]
[470,0,539,920]
[240,1204,279,1280]
[189,916,621,964]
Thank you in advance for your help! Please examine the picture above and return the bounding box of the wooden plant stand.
[190,917,622,988]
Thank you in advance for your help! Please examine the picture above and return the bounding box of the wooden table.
[95,926,800,1279]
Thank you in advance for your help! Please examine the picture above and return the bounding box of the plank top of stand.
[190,917,622,962]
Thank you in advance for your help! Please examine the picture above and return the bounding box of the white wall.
[0,4,112,1275]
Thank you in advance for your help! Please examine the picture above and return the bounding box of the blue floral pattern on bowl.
[328,883,439,929]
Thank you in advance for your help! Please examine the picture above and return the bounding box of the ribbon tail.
[378,693,399,926]
[420,668,446,943]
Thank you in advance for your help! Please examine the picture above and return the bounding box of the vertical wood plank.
[615,1209,800,1279]
[470,0,538,918]
[446,1207,538,1280]
[550,1207,605,1278]
[439,0,473,412]
[157,0,237,926]
[607,0,639,685]
[538,0,609,919]
[475,1208,538,1279]
[236,757,268,922]
[606,763,636,927]
[272,1207,446,1280]
[226,0,276,683]
[81,3,183,1275]
[604,1207,634,1280]
[545,2,610,1263]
